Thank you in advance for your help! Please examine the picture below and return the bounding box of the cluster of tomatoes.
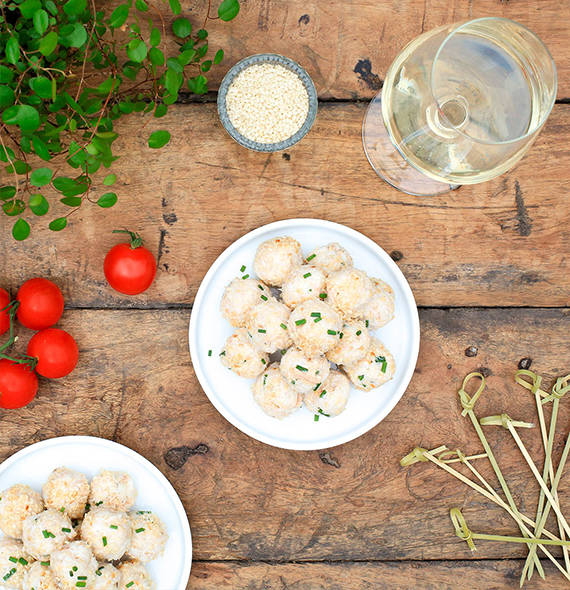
[0,279,79,409]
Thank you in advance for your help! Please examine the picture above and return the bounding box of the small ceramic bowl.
[217,53,318,152]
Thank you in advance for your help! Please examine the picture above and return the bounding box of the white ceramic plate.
[0,436,192,590]
[189,219,420,450]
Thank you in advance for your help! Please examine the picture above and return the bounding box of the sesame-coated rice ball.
[0,484,44,539]
[0,538,31,588]
[252,364,302,419]
[51,541,98,590]
[22,508,75,560]
[22,561,60,590]
[89,471,136,512]
[364,278,395,329]
[127,511,168,562]
[220,278,270,328]
[279,347,330,394]
[288,300,342,355]
[344,338,395,391]
[306,242,353,275]
[304,370,351,417]
[81,507,131,561]
[281,265,326,308]
[245,299,292,353]
[42,467,90,520]
[220,328,269,378]
[326,269,374,320]
[118,560,155,590]
[93,562,121,590]
[326,320,371,366]
[253,237,303,287]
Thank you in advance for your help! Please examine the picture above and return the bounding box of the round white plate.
[0,436,192,590]
[189,219,420,450]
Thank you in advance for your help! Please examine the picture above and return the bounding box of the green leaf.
[0,146,16,164]
[5,37,20,65]
[135,0,148,11]
[49,217,67,231]
[127,39,147,63]
[187,75,208,95]
[154,104,168,118]
[168,0,181,14]
[29,76,53,99]
[12,219,30,241]
[97,192,118,208]
[59,23,87,48]
[30,167,53,187]
[178,48,196,65]
[2,105,40,132]
[29,193,49,216]
[109,4,129,28]
[39,31,58,56]
[0,186,16,201]
[172,17,192,38]
[96,76,117,95]
[150,28,161,47]
[214,49,224,65]
[0,66,14,84]
[218,0,240,21]
[33,9,49,35]
[3,200,25,216]
[53,176,89,196]
[6,160,31,175]
[149,47,165,66]
[164,69,182,96]
[19,0,42,18]
[201,60,212,72]
[60,196,82,207]
[148,130,171,149]
[45,1,58,15]
[166,57,183,73]
[0,86,15,108]
[197,29,208,40]
[63,0,86,16]
[32,136,51,161]
[103,174,117,186]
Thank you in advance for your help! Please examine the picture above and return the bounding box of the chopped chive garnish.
[356,330,362,336]
[240,265,246,272]
[135,527,145,533]
[8,557,17,563]
[375,355,388,373]
[258,284,264,290]
[358,375,364,381]
[241,274,249,279]
[313,382,321,391]
[306,253,316,261]
[208,349,212,357]
[365,320,369,327]
[61,527,71,533]
[77,576,87,580]
[60,507,65,512]
[126,582,134,588]
[281,349,287,355]
[3,568,16,581]
[42,529,55,538]
[40,561,50,566]
[319,390,327,398]
[314,414,320,421]
[261,358,266,364]
[327,330,337,335]
[314,317,323,323]
[263,374,267,386]
[260,295,268,301]
[73,566,78,571]
[303,272,312,278]
[296,365,308,372]
[319,292,327,299]
[102,536,107,546]
[258,328,266,333]
[109,524,118,530]
[219,350,226,356]
[95,501,103,506]
[76,583,86,588]
[339,332,344,339]
[295,319,306,326]
[310,312,321,317]
[280,323,287,330]
[317,408,330,417]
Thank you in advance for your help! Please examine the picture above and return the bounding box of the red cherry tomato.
[104,230,157,295]
[0,359,38,409]
[27,328,79,379]
[17,278,64,330]
[0,288,10,336]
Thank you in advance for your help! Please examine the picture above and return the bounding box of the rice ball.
[43,467,90,519]
[22,508,75,560]
[288,300,342,355]
[252,364,302,419]
[220,328,269,378]
[326,320,371,366]
[0,538,31,588]
[304,370,351,417]
[253,236,303,286]
[281,265,326,308]
[127,511,168,562]
[344,338,395,390]
[22,561,60,590]
[364,278,395,329]
[220,278,270,328]
[89,471,136,512]
[0,484,44,538]
[51,541,98,590]
[80,507,131,561]
[326,268,374,319]
[279,347,330,394]
[93,562,121,590]
[117,560,155,590]
[245,299,292,353]
[306,242,353,275]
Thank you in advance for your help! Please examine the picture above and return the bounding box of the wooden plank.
[1,103,568,308]
[1,307,568,562]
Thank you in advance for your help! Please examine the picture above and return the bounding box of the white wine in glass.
[363,18,557,196]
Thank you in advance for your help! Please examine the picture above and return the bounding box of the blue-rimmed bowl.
[217,53,318,152]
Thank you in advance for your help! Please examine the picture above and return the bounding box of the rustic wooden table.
[1,1,569,588]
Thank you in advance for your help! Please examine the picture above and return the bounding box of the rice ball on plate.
[0,483,43,538]
[220,328,269,378]
[245,299,292,353]
[43,467,90,519]
[118,560,155,590]
[253,236,303,286]
[51,541,98,590]
[22,508,75,559]
[306,242,353,275]
[23,561,60,590]
[288,300,342,355]
[81,507,131,561]
[326,268,374,319]
[344,338,395,391]
[326,320,371,366]
[364,278,395,329]
[304,370,351,417]
[279,347,330,394]
[127,511,168,562]
[281,265,326,308]
[252,363,302,419]
[0,538,31,588]
[93,562,121,590]
[220,278,270,327]
[89,470,136,512]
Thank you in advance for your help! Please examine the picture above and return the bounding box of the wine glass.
[362,17,557,196]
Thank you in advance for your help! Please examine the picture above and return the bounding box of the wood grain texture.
[1,103,568,308]
[1,307,568,566]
